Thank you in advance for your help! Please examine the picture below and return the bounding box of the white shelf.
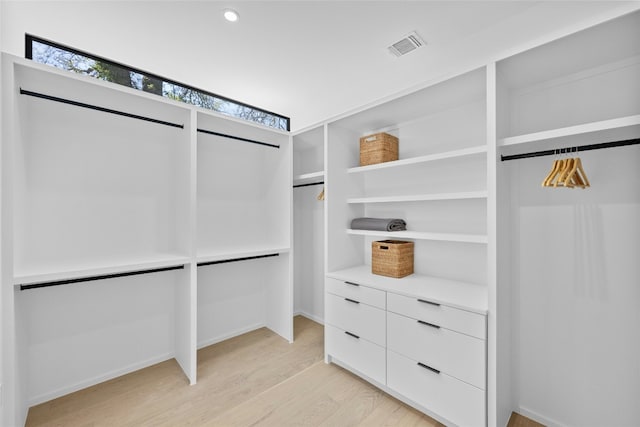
[347,145,487,174]
[346,229,488,244]
[500,114,640,147]
[327,265,487,314]
[13,253,191,286]
[196,246,290,265]
[347,191,487,204]
[293,171,325,185]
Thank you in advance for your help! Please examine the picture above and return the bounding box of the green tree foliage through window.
[28,36,289,130]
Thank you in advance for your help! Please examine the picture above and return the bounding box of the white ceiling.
[2,1,639,131]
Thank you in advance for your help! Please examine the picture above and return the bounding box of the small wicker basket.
[372,240,414,278]
[360,132,398,166]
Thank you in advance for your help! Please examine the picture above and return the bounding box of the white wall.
[508,146,640,427]
[293,185,324,323]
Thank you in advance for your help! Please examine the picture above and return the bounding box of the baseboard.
[28,352,175,407]
[294,310,324,325]
[197,322,265,349]
[519,405,566,427]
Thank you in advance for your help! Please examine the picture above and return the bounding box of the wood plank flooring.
[26,316,540,427]
[507,413,545,427]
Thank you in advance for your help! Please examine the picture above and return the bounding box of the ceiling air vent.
[388,31,425,57]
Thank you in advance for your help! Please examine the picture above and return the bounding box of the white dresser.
[325,272,487,427]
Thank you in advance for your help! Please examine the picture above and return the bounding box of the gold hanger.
[562,147,577,188]
[555,157,575,187]
[548,156,569,187]
[575,157,591,188]
[543,150,564,187]
[561,148,590,189]
[562,155,580,188]
[542,147,591,190]
[542,153,561,187]
[565,159,581,188]
[316,187,325,201]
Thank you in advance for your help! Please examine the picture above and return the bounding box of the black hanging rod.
[293,181,324,188]
[500,138,640,161]
[197,253,279,267]
[19,265,185,291]
[19,88,184,129]
[197,128,280,149]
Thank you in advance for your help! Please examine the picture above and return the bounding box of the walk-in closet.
[2,2,639,427]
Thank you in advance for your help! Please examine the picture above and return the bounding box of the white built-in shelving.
[196,111,291,257]
[493,10,640,427]
[2,55,200,415]
[497,11,640,149]
[292,124,326,323]
[345,229,488,244]
[11,60,192,281]
[293,124,325,179]
[1,52,292,426]
[13,253,191,287]
[347,191,488,204]
[323,65,489,426]
[327,65,488,286]
[499,114,640,147]
[293,170,324,186]
[327,265,487,315]
[347,145,487,174]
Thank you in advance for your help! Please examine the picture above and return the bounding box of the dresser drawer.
[387,312,485,389]
[326,277,386,309]
[387,292,486,339]
[325,292,386,346]
[326,324,386,385]
[387,350,485,427]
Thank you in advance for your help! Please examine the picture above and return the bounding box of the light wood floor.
[26,316,540,426]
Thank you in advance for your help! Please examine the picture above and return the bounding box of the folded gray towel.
[351,217,406,232]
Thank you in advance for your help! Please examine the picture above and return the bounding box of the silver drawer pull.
[417,362,440,374]
[344,298,360,304]
[417,298,440,307]
[344,331,360,339]
[344,281,360,287]
[417,320,440,329]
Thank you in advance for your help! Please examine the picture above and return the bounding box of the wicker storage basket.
[360,132,398,166]
[372,240,414,278]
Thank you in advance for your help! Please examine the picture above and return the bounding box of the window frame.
[25,34,291,131]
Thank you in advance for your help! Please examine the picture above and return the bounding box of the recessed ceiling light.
[223,9,239,22]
